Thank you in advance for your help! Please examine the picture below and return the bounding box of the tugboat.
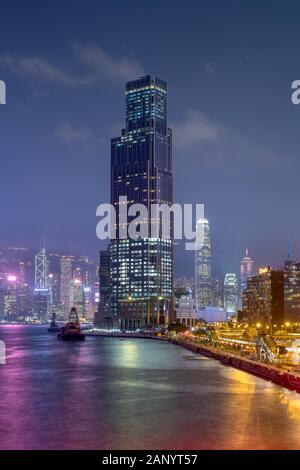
[48,313,60,333]
[57,307,85,342]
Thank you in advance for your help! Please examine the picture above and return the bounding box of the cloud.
[72,42,145,81]
[0,54,92,86]
[171,110,221,148]
[171,109,280,178]
[0,44,145,87]
[55,122,94,143]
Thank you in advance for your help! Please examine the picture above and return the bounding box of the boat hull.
[58,333,85,341]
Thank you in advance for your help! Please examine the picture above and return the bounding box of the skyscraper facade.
[60,256,73,318]
[240,248,254,294]
[33,246,49,321]
[242,267,284,326]
[195,218,212,310]
[110,76,173,330]
[96,247,111,327]
[223,273,238,317]
[284,260,300,322]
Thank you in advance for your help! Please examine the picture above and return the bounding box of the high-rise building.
[284,260,300,322]
[224,273,238,317]
[110,76,173,330]
[195,218,212,310]
[33,246,49,321]
[47,252,61,316]
[60,256,74,318]
[242,267,284,326]
[211,276,223,307]
[95,247,111,327]
[1,274,31,321]
[73,278,84,318]
[240,248,254,295]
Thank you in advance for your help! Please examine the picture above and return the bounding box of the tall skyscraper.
[47,252,61,315]
[33,246,49,321]
[195,218,212,310]
[110,76,173,330]
[60,256,73,318]
[240,248,254,294]
[223,273,238,317]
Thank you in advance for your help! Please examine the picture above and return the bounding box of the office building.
[224,273,238,317]
[60,256,74,318]
[110,76,173,330]
[240,248,254,294]
[284,260,300,322]
[195,218,212,310]
[242,267,284,326]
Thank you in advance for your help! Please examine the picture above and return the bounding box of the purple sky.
[1,0,300,278]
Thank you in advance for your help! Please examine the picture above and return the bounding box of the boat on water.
[57,307,85,342]
[48,313,60,333]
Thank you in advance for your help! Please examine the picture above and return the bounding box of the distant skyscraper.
[211,276,223,307]
[195,218,212,310]
[60,256,73,318]
[34,246,48,291]
[1,274,31,321]
[240,248,254,294]
[33,246,49,321]
[47,252,61,314]
[224,273,238,317]
[110,76,173,330]
[73,278,84,318]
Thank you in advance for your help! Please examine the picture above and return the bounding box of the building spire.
[245,247,248,257]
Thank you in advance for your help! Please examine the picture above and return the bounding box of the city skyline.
[3,1,300,457]
[1,1,300,279]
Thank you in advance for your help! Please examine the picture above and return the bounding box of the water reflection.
[2,326,300,449]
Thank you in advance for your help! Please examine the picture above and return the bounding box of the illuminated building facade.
[73,277,84,318]
[47,253,61,316]
[284,260,300,322]
[211,276,223,307]
[60,256,74,318]
[110,76,173,330]
[240,248,254,294]
[195,218,212,310]
[33,246,49,321]
[95,247,111,327]
[223,273,238,317]
[174,287,196,327]
[242,267,284,326]
[0,274,31,321]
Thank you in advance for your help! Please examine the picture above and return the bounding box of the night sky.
[1,0,300,278]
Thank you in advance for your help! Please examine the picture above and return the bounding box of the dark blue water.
[1,325,300,449]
